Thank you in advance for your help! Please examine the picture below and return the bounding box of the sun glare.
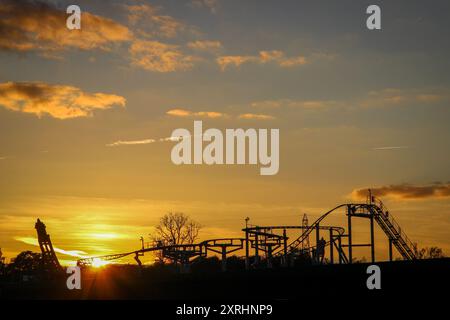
[91,257,109,268]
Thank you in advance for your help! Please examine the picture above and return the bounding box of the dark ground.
[1,258,448,300]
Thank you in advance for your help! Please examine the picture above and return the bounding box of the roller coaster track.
[244,225,348,263]
[77,238,245,267]
[272,199,416,260]
[77,198,416,266]
[271,205,348,256]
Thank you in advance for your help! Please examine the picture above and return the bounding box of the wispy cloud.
[278,56,307,67]
[166,108,227,118]
[361,88,448,108]
[106,139,156,147]
[217,50,307,71]
[107,135,189,147]
[15,237,88,258]
[216,55,256,70]
[372,146,410,150]
[166,108,275,120]
[187,40,222,53]
[129,40,195,72]
[125,4,187,39]
[251,99,338,109]
[250,87,450,112]
[159,136,184,142]
[352,183,450,200]
[238,113,275,120]
[0,81,126,119]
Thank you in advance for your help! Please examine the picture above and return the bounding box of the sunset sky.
[0,0,449,265]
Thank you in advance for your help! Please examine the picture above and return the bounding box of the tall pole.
[221,246,227,272]
[245,230,249,270]
[314,224,320,263]
[338,236,342,264]
[329,229,334,264]
[347,205,353,264]
[245,217,250,270]
[255,232,259,266]
[370,213,375,263]
[315,225,320,263]
[283,228,288,267]
[267,246,272,268]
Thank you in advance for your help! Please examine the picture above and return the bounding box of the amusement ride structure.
[35,193,418,272]
[35,219,62,271]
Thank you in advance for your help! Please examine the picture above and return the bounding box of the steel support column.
[347,205,353,264]
[338,236,342,264]
[370,213,375,263]
[329,229,334,264]
[221,247,227,272]
[267,246,272,268]
[283,228,288,267]
[315,225,320,264]
[254,233,259,266]
[245,229,249,270]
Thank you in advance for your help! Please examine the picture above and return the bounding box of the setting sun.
[91,258,109,268]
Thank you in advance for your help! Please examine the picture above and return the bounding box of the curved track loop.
[271,200,416,260]
[272,204,350,256]
[77,199,417,266]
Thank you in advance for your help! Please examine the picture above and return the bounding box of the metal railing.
[371,196,417,257]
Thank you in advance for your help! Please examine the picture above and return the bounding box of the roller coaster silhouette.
[72,194,417,271]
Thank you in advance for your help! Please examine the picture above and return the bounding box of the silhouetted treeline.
[0,251,63,283]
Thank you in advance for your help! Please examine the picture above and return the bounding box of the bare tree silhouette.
[152,212,201,246]
[151,212,201,263]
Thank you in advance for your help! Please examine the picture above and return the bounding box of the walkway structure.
[76,195,417,269]
[77,238,245,272]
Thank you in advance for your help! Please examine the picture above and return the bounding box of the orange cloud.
[130,40,195,72]
[259,50,284,63]
[166,108,227,118]
[167,109,273,120]
[217,50,308,70]
[279,56,307,67]
[238,113,275,120]
[0,81,126,119]
[196,111,226,118]
[0,0,132,56]
[187,40,222,52]
[166,108,192,117]
[361,88,447,108]
[351,183,450,200]
[126,4,185,39]
[216,55,256,70]
[251,99,337,109]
